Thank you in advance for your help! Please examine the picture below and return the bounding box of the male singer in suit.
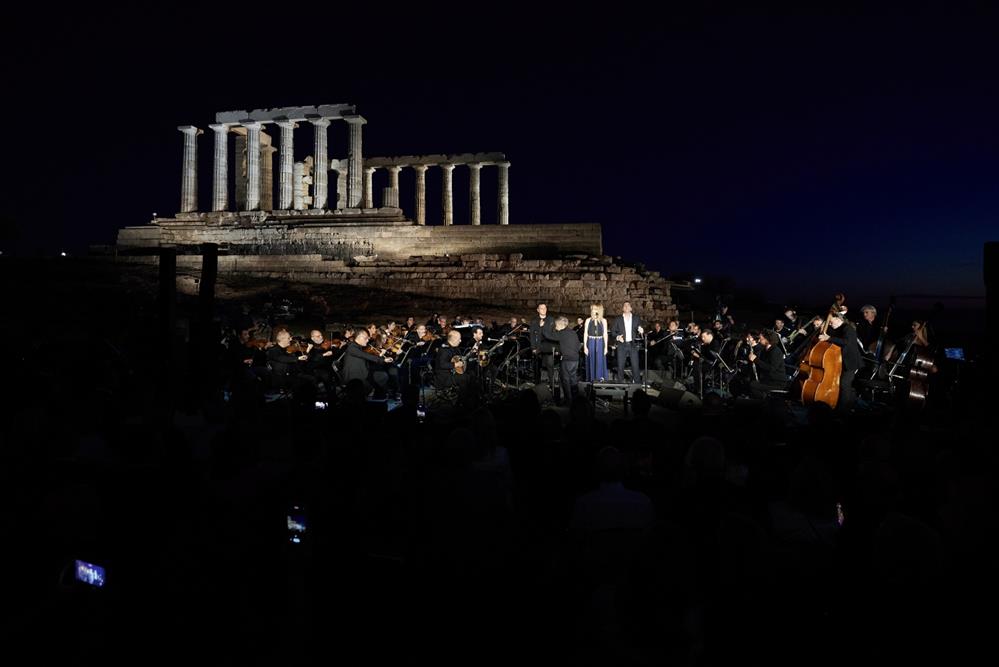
[529,303,556,387]
[611,301,644,384]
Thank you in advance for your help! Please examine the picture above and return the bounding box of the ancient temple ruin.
[169,103,510,226]
[112,104,677,320]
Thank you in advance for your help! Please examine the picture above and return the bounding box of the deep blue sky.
[2,5,996,305]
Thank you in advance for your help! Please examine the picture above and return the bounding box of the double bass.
[798,301,845,409]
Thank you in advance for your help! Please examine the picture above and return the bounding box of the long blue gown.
[585,319,608,382]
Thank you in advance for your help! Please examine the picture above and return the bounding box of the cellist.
[817,311,861,410]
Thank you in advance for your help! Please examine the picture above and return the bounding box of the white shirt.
[623,313,632,342]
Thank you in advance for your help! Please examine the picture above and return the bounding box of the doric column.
[234,133,247,210]
[414,165,428,225]
[363,167,376,209]
[276,120,295,210]
[178,126,202,213]
[260,144,276,210]
[387,165,402,207]
[311,118,330,210]
[208,124,228,212]
[332,160,348,210]
[243,122,262,211]
[441,163,455,226]
[497,161,510,225]
[344,115,366,208]
[468,163,482,225]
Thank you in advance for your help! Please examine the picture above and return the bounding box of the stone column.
[363,167,376,209]
[311,118,330,210]
[234,133,247,210]
[334,163,347,210]
[276,120,295,210]
[244,122,262,211]
[441,163,455,226]
[293,162,305,210]
[387,165,402,208]
[260,145,276,210]
[209,124,228,212]
[468,162,482,225]
[497,161,510,225]
[178,126,202,213]
[414,165,428,225]
[344,115,366,208]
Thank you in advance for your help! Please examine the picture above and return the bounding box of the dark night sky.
[2,4,997,306]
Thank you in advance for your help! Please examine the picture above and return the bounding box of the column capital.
[240,121,263,130]
[364,166,377,174]
[387,165,403,173]
[413,164,429,173]
[262,145,278,154]
[178,125,203,136]
[343,114,367,125]
[495,161,511,168]
[441,163,456,172]
[310,117,332,128]
[275,119,298,129]
[467,162,483,170]
[208,123,231,133]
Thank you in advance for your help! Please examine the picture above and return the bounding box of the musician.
[435,329,468,390]
[544,316,581,405]
[611,301,644,384]
[498,316,520,337]
[404,316,417,332]
[647,321,668,374]
[781,307,800,331]
[342,330,396,397]
[772,319,790,355]
[856,305,880,352]
[817,312,861,411]
[748,330,787,399]
[714,304,735,333]
[529,303,556,387]
[428,315,449,336]
[266,328,314,392]
[690,328,721,395]
[304,329,340,387]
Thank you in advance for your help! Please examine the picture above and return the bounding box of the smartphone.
[944,348,964,361]
[75,560,106,588]
[287,506,307,544]
[416,404,426,422]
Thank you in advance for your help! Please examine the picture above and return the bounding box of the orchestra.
[220,292,942,413]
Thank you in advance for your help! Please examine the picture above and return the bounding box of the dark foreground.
[1,259,996,665]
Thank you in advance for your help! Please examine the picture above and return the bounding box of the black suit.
[529,315,556,386]
[826,322,861,410]
[544,326,581,405]
[342,342,392,394]
[611,313,644,383]
[749,344,787,398]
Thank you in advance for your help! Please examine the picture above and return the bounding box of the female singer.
[583,303,609,382]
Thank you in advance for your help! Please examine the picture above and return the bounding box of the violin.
[245,338,272,350]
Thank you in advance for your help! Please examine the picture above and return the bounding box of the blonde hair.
[590,304,605,319]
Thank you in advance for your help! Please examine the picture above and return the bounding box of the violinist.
[817,312,861,410]
[690,328,721,396]
[428,314,449,337]
[342,329,396,397]
[305,329,340,388]
[266,328,315,393]
[772,319,789,355]
[403,316,417,334]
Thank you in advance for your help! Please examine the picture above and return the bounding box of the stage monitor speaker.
[656,387,702,410]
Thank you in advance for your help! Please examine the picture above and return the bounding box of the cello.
[798,301,844,409]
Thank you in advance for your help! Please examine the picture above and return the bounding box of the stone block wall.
[115,252,678,321]
[116,222,603,260]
